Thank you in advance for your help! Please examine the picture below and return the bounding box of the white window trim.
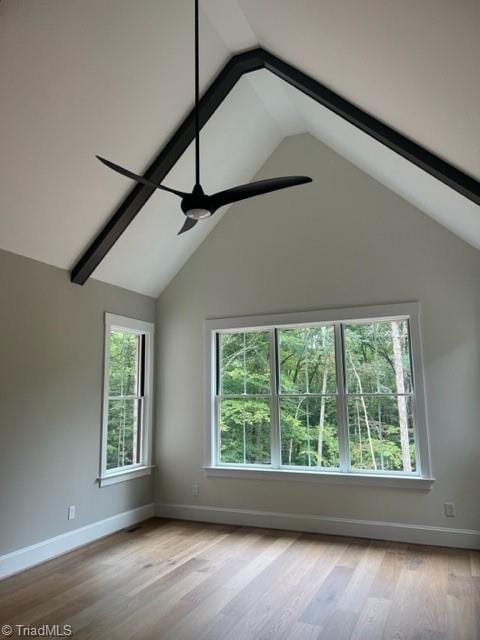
[98,313,155,488]
[204,302,433,489]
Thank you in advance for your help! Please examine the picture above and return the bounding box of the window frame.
[205,303,433,489]
[98,313,155,487]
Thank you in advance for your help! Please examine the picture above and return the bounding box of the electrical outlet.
[444,502,456,518]
[68,505,76,520]
[192,484,200,497]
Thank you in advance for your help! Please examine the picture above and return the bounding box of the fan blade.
[96,156,188,198]
[211,176,312,209]
[178,217,198,235]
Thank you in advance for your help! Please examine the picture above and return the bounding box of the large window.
[99,314,154,486]
[207,304,431,484]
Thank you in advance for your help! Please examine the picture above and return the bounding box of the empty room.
[0,1,479,638]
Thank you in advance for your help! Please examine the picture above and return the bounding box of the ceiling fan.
[97,0,312,235]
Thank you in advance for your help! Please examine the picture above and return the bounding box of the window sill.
[97,465,154,487]
[203,466,434,490]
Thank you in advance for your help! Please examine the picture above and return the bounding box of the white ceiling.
[93,77,284,296]
[208,0,480,178]
[0,0,478,297]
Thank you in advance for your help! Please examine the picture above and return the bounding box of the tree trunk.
[291,397,306,465]
[391,322,412,472]
[255,424,262,464]
[355,399,363,466]
[317,360,330,466]
[349,355,377,470]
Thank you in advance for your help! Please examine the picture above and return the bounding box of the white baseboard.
[156,503,480,550]
[0,503,155,580]
[2,501,476,580]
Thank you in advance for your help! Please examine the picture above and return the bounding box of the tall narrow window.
[107,329,144,469]
[99,314,154,486]
[344,319,416,473]
[218,331,271,465]
[207,304,431,482]
[278,326,339,468]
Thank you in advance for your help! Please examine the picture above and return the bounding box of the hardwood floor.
[0,519,478,639]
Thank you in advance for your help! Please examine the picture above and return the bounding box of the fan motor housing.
[181,185,215,219]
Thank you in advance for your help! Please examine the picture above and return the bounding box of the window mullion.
[270,328,281,469]
[214,395,221,466]
[213,334,220,466]
[136,395,144,465]
[334,323,349,472]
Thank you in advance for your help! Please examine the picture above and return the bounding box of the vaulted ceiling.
[0,0,478,297]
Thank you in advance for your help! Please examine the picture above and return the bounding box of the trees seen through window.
[216,318,417,474]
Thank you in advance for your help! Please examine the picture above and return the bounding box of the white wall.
[155,134,480,539]
[0,250,156,556]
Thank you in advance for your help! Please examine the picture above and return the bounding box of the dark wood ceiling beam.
[71,49,264,285]
[261,50,480,205]
[71,47,479,285]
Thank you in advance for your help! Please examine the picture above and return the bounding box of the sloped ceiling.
[206,0,480,178]
[0,0,478,297]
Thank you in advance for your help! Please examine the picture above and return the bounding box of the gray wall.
[155,133,480,533]
[1,132,479,557]
[0,249,155,555]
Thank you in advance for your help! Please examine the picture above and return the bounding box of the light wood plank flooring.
[0,518,478,639]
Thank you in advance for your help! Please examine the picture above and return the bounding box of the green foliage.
[344,321,416,471]
[347,394,416,471]
[218,321,416,473]
[109,330,139,396]
[278,327,336,394]
[345,321,412,394]
[106,330,141,470]
[220,331,270,395]
[279,396,339,468]
[277,327,339,468]
[220,398,271,464]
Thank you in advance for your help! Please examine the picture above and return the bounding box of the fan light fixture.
[186,208,211,220]
[96,0,312,235]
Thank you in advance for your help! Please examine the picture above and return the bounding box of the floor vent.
[124,524,142,533]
